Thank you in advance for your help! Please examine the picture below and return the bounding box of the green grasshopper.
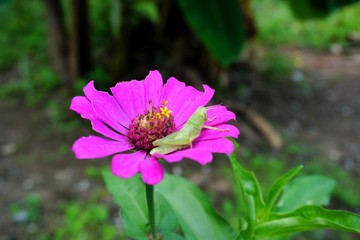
[150,106,227,155]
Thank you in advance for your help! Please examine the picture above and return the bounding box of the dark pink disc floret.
[128,106,176,152]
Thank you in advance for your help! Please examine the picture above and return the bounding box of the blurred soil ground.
[256,47,360,174]
[0,48,359,239]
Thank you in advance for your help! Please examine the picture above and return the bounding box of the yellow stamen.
[160,106,172,117]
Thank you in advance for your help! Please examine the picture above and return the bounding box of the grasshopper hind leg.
[203,125,229,131]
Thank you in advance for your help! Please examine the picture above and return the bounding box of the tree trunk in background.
[240,0,257,40]
[44,0,72,87]
[69,0,90,80]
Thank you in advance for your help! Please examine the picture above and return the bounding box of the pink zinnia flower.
[70,70,239,185]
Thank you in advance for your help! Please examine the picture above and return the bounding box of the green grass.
[51,201,121,240]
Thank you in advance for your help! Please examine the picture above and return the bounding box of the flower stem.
[145,184,157,239]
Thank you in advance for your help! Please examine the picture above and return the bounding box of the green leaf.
[228,141,264,238]
[276,175,336,212]
[102,171,148,239]
[265,165,303,213]
[156,193,179,233]
[176,0,245,67]
[156,174,236,240]
[162,232,185,240]
[256,205,360,236]
[102,170,178,239]
[133,1,159,23]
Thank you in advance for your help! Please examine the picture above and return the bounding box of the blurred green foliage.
[52,201,120,240]
[286,0,360,19]
[46,97,82,134]
[254,0,360,48]
[0,0,360,103]
[9,194,42,224]
[0,0,60,106]
[0,58,59,106]
[0,0,46,69]
[177,0,245,67]
[263,51,294,80]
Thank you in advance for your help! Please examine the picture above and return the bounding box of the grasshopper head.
[200,106,208,120]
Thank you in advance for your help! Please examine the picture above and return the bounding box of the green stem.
[146,184,157,239]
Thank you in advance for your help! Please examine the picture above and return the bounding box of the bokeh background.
[0,0,359,239]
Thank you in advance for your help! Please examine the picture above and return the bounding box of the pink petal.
[160,77,215,128]
[170,86,201,127]
[70,96,125,141]
[161,77,211,123]
[195,124,240,141]
[112,151,144,178]
[83,81,130,134]
[192,85,215,106]
[72,135,133,159]
[91,101,128,135]
[194,138,235,155]
[144,70,163,108]
[70,96,95,119]
[139,156,164,185]
[173,85,215,127]
[205,105,236,126]
[90,118,128,141]
[111,79,146,121]
[160,77,187,114]
[159,138,235,164]
[159,149,213,165]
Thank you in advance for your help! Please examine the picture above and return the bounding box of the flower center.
[128,100,176,152]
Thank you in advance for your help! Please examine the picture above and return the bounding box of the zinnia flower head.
[70,70,239,185]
